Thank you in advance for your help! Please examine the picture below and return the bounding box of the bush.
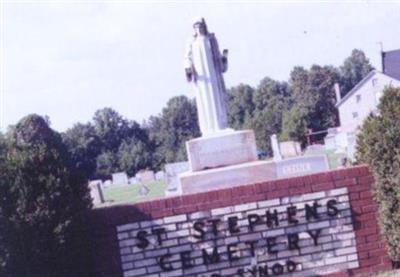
[0,115,93,277]
[356,86,400,262]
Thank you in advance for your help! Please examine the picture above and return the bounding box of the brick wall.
[89,165,392,277]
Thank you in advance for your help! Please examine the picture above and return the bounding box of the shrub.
[0,115,92,277]
[356,86,400,262]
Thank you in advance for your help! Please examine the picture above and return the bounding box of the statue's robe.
[185,33,229,136]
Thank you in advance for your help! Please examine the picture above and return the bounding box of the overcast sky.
[2,1,400,132]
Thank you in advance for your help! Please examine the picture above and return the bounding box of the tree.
[146,96,200,164]
[250,77,290,152]
[95,151,119,178]
[290,65,340,134]
[118,138,151,176]
[0,132,10,276]
[86,108,151,177]
[144,115,165,170]
[340,49,374,96]
[63,122,102,180]
[280,104,308,146]
[0,114,92,277]
[227,84,255,130]
[93,107,131,152]
[356,86,400,262]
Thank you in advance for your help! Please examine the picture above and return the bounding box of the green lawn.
[100,180,166,206]
[373,270,400,277]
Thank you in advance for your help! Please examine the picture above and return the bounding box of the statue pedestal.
[179,130,276,194]
[186,130,258,171]
[179,161,276,194]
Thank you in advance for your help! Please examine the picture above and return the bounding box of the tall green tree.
[0,114,92,277]
[250,77,290,152]
[95,151,119,178]
[340,49,374,96]
[63,122,101,179]
[227,84,255,130]
[280,104,308,146]
[356,86,400,262]
[290,65,340,133]
[118,138,151,176]
[93,107,133,152]
[90,108,152,178]
[146,96,200,164]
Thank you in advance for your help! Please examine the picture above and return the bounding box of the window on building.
[372,78,378,86]
[356,95,361,103]
[352,112,359,119]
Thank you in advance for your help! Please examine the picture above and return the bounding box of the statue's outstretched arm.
[184,40,195,82]
[221,49,228,73]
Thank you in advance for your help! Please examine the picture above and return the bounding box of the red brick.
[360,257,381,267]
[331,169,348,180]
[312,181,335,192]
[289,186,311,195]
[357,226,378,236]
[356,165,371,175]
[357,241,380,252]
[360,190,374,200]
[349,192,360,200]
[334,178,357,188]
[368,248,387,258]
[362,204,378,213]
[311,171,333,183]
[359,212,378,221]
[326,271,349,277]
[367,234,382,243]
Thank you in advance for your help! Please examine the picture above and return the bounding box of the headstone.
[305,144,325,153]
[112,172,128,186]
[103,179,112,188]
[279,141,301,159]
[136,170,155,184]
[129,177,140,185]
[138,184,150,196]
[270,134,283,161]
[276,155,329,179]
[324,127,339,150]
[155,171,165,181]
[165,161,189,195]
[88,180,105,205]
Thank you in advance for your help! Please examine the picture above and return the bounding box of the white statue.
[184,17,230,136]
[270,134,283,161]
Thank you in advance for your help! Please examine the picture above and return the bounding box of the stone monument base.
[275,155,329,179]
[178,160,276,194]
[177,154,330,195]
[186,130,258,171]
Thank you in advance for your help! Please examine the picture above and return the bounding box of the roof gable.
[336,70,378,108]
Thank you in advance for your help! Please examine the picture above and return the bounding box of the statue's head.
[193,17,208,36]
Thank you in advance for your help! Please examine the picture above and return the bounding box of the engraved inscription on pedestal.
[276,155,329,178]
[186,130,258,171]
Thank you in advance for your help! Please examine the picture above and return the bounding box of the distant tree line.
[0,49,374,184]
[58,49,373,180]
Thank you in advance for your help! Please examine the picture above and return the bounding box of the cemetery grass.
[102,181,166,206]
[374,270,400,277]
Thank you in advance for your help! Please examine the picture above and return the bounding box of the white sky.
[1,1,400,132]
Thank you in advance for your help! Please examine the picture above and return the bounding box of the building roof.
[336,70,377,108]
[382,49,400,81]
